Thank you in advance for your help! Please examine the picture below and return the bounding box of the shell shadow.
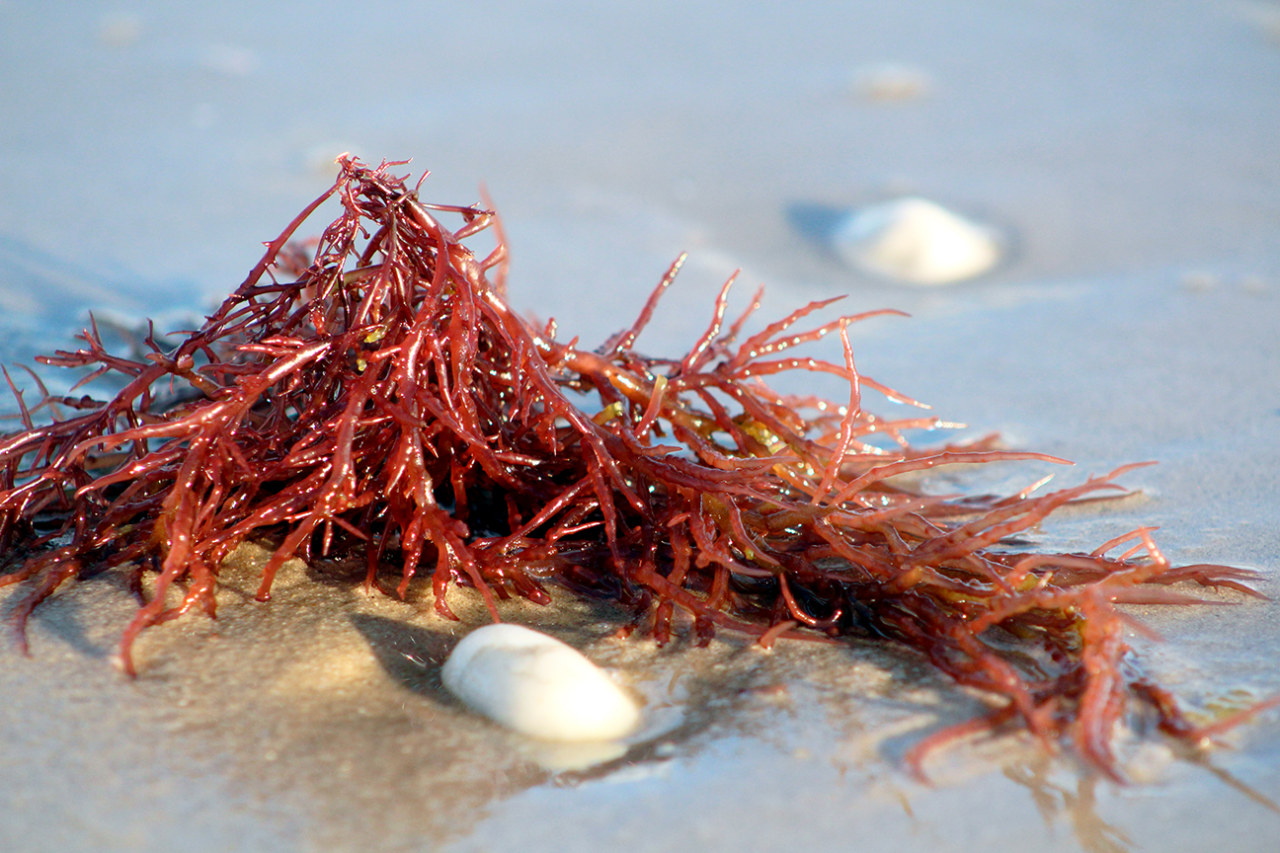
[785,201,849,263]
[347,611,460,703]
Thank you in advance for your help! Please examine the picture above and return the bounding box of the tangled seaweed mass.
[0,158,1271,778]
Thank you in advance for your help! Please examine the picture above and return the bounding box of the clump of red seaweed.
[0,158,1271,778]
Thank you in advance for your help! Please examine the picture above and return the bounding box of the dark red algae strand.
[0,157,1270,778]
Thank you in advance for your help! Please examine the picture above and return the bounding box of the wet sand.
[3,2,1280,851]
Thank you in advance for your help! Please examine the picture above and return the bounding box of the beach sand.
[3,2,1279,851]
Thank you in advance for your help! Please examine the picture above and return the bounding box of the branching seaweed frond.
[0,158,1269,778]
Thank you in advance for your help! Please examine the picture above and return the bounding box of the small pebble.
[1180,270,1218,292]
[442,623,640,742]
[1241,274,1268,295]
[832,197,1003,285]
[199,44,258,76]
[98,15,144,48]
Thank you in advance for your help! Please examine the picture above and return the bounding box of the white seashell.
[441,623,640,742]
[832,197,1003,285]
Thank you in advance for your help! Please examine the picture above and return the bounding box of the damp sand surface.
[3,519,1278,853]
[3,2,1280,851]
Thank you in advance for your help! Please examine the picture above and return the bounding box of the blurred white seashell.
[442,623,640,742]
[832,197,1003,285]
[852,63,932,101]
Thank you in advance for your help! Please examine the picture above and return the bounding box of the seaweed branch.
[0,157,1269,779]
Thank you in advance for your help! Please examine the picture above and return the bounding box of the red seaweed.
[0,157,1269,779]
